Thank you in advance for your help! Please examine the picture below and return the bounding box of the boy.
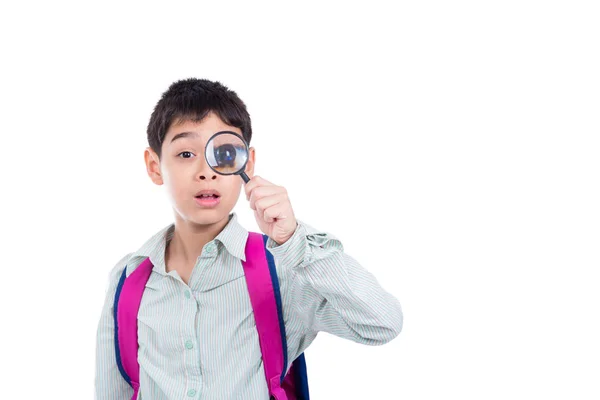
[95,78,403,399]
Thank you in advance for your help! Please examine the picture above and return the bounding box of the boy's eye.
[178,151,195,159]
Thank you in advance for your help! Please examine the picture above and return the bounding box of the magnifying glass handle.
[240,171,250,183]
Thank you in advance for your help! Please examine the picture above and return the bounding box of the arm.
[95,253,135,399]
[267,221,403,345]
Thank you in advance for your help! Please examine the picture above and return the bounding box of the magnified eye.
[214,144,237,167]
[205,132,249,174]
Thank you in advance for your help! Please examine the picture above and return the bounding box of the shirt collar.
[127,212,249,276]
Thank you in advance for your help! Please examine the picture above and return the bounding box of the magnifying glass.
[205,131,251,183]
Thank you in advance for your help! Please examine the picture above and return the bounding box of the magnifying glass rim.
[204,130,250,176]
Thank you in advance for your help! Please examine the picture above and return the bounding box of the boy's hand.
[245,175,298,245]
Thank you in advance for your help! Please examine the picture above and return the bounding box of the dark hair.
[147,78,252,159]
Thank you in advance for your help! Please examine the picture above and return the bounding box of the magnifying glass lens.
[205,132,249,175]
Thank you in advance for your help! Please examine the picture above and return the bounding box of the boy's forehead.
[165,114,242,145]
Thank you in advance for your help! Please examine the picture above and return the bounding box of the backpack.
[112,232,310,400]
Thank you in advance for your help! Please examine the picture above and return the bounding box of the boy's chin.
[185,209,230,226]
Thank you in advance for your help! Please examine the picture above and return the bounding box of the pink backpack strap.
[114,257,153,400]
[242,232,290,400]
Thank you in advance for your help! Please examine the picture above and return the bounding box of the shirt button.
[187,389,197,397]
[185,340,194,349]
[184,290,191,299]
[205,243,216,253]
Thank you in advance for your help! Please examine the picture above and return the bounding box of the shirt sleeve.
[95,252,135,400]
[266,220,403,346]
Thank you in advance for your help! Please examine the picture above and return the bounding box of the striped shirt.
[95,212,403,399]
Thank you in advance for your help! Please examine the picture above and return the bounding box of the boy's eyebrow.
[170,131,199,144]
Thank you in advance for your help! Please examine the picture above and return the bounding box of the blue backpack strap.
[260,234,310,400]
[113,266,132,386]
[290,353,309,400]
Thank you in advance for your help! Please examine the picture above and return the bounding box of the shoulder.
[107,252,135,284]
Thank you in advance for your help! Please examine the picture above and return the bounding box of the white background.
[1,1,598,399]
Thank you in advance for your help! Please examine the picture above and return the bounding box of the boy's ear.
[245,147,256,178]
[144,147,164,185]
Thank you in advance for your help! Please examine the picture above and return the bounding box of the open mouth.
[194,191,221,208]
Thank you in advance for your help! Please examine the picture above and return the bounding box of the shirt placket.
[182,241,219,398]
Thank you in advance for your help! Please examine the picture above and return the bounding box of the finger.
[245,176,276,199]
[249,186,286,210]
[262,201,289,223]
[244,175,263,199]
[252,192,287,213]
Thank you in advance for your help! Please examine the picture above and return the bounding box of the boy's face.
[144,112,255,226]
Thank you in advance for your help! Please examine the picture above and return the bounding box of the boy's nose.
[197,155,218,180]
[199,173,217,180]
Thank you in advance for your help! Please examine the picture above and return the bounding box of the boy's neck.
[166,214,230,266]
